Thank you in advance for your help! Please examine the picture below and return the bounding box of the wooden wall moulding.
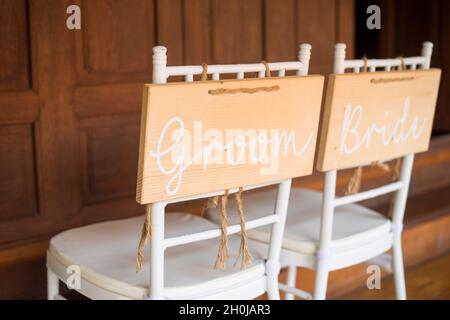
[137,75,324,204]
[318,69,442,171]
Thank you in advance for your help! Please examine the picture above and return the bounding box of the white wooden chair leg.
[266,180,291,300]
[267,273,281,300]
[47,268,59,300]
[313,261,329,300]
[149,202,166,300]
[313,170,336,300]
[392,234,407,300]
[284,265,297,300]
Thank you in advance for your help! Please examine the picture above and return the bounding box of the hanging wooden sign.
[317,69,441,171]
[136,76,324,204]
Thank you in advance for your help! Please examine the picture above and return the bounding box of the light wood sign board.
[317,69,441,171]
[137,76,324,204]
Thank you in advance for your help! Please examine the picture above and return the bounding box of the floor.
[340,253,450,299]
[62,253,450,300]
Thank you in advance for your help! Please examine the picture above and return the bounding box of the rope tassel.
[234,188,253,269]
[214,191,229,269]
[136,205,152,272]
[346,166,362,195]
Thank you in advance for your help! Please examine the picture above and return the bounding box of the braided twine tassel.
[214,191,229,269]
[203,189,253,269]
[136,204,152,272]
[234,187,253,269]
[345,166,363,195]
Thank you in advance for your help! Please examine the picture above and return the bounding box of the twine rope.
[136,204,152,272]
[261,60,271,77]
[208,86,279,95]
[234,187,253,269]
[207,60,275,95]
[362,56,368,72]
[201,63,208,81]
[397,56,406,70]
[214,190,230,269]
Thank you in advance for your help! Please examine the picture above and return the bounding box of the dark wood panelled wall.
[378,0,450,133]
[355,0,450,133]
[0,0,354,298]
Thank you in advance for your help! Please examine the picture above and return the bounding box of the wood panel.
[76,0,155,84]
[296,0,336,74]
[74,84,143,118]
[0,124,38,221]
[137,76,324,203]
[336,0,355,56]
[317,69,441,171]
[436,0,450,132]
[0,92,39,125]
[30,0,80,221]
[211,0,263,63]
[80,115,140,204]
[184,0,211,64]
[264,0,298,62]
[0,0,30,92]
[265,0,354,74]
[375,0,450,132]
[155,0,184,65]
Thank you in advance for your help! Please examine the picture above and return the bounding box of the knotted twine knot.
[261,60,271,77]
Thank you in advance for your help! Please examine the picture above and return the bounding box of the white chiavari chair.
[206,42,434,300]
[46,44,313,300]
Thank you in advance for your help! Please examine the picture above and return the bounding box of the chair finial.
[334,43,346,74]
[298,43,312,76]
[152,46,167,84]
[421,41,433,69]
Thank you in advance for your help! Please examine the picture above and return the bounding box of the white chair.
[206,42,434,300]
[46,44,313,300]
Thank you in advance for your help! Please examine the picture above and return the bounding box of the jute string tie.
[234,187,253,269]
[214,190,230,269]
[136,204,152,272]
[207,60,276,95]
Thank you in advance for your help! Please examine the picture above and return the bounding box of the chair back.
[315,42,440,255]
[137,44,323,299]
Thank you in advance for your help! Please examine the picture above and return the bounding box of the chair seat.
[48,213,266,300]
[206,188,391,255]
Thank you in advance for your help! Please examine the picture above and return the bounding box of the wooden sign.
[317,69,441,171]
[137,76,324,204]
